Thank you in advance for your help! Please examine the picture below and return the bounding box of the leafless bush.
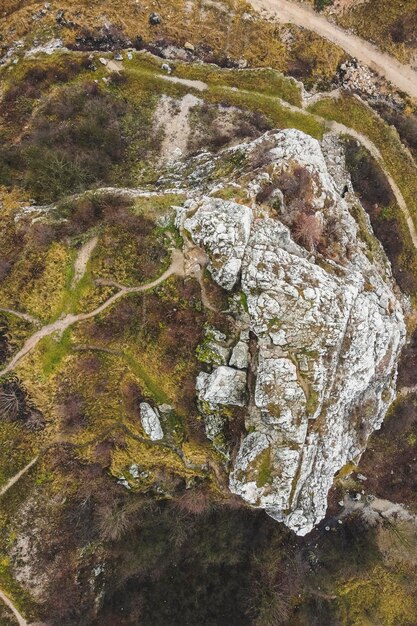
[0,257,11,281]
[57,393,87,433]
[293,213,322,251]
[249,137,276,169]
[173,487,214,515]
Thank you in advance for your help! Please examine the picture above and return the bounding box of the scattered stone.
[139,403,164,440]
[129,464,140,479]
[184,41,195,52]
[149,12,161,25]
[114,51,123,61]
[158,404,173,415]
[99,57,108,66]
[161,62,172,74]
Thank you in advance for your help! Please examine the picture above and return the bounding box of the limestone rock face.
[140,403,164,441]
[183,197,253,289]
[179,128,406,535]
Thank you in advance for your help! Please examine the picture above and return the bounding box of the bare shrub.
[0,257,11,280]
[173,487,214,515]
[293,213,322,251]
[249,137,276,169]
[256,179,281,205]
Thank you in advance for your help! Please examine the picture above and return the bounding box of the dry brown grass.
[0,0,288,71]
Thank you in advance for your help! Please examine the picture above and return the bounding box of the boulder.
[229,340,249,369]
[140,403,164,440]
[196,366,247,408]
[149,12,161,25]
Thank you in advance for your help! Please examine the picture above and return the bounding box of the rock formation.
[178,129,406,535]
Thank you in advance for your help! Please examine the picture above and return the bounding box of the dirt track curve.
[0,589,28,626]
[250,0,417,100]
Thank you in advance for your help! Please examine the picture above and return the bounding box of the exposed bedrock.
[178,128,406,535]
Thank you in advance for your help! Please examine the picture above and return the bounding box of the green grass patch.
[174,64,302,107]
[211,86,324,139]
[255,448,273,488]
[39,328,73,377]
[123,351,174,408]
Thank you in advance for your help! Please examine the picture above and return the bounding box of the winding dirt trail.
[249,0,417,100]
[326,118,417,250]
[0,249,184,378]
[0,590,28,626]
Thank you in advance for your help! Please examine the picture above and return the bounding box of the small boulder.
[140,403,164,440]
[184,41,195,52]
[149,12,161,25]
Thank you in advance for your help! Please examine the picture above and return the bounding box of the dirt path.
[0,249,184,378]
[0,457,38,498]
[249,0,417,100]
[0,309,40,326]
[71,236,98,288]
[160,75,207,92]
[0,590,28,626]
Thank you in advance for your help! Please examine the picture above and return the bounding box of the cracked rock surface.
[178,128,406,535]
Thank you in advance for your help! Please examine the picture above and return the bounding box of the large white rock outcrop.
[178,129,406,535]
[140,403,164,441]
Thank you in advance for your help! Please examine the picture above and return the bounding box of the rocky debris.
[196,366,247,408]
[149,12,162,26]
[183,198,253,289]
[339,58,379,97]
[203,411,227,442]
[70,24,131,52]
[25,39,64,57]
[184,42,195,52]
[55,9,75,28]
[181,128,406,535]
[158,403,173,416]
[139,402,164,440]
